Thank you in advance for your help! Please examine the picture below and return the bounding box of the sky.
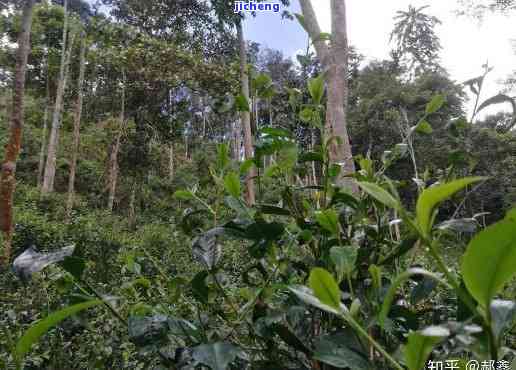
[243,0,516,117]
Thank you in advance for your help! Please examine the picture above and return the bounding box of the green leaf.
[379,236,419,266]
[299,107,313,123]
[192,342,240,370]
[191,271,210,303]
[330,246,358,283]
[414,120,433,134]
[15,300,102,360]
[308,74,325,105]
[253,73,272,92]
[223,172,241,198]
[315,209,340,236]
[168,276,187,302]
[315,32,332,42]
[358,182,401,211]
[416,177,486,236]
[461,211,516,307]
[404,326,450,370]
[272,324,312,355]
[239,159,254,175]
[369,265,382,293]
[234,93,250,112]
[174,189,194,200]
[216,143,230,170]
[289,285,345,315]
[314,334,370,369]
[60,256,86,280]
[299,151,324,163]
[379,268,448,328]
[425,94,446,114]
[309,268,341,311]
[258,205,291,216]
[328,163,341,178]
[261,127,292,138]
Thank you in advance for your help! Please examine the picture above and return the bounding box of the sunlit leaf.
[174,189,194,200]
[461,209,516,307]
[315,209,340,236]
[414,120,433,134]
[289,285,345,315]
[309,268,341,311]
[224,172,241,198]
[425,94,445,114]
[308,74,325,105]
[234,93,250,112]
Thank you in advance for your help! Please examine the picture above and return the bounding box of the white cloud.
[312,0,516,117]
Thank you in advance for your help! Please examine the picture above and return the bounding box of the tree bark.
[42,0,76,195]
[128,181,136,229]
[0,0,35,266]
[66,36,87,219]
[236,20,256,205]
[107,70,125,212]
[327,0,356,190]
[299,0,357,192]
[37,56,51,186]
[232,119,242,161]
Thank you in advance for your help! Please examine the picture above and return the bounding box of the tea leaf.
[416,177,486,236]
[16,300,102,360]
[309,268,341,311]
[461,210,516,307]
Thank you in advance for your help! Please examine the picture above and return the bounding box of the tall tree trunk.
[42,0,75,195]
[327,0,356,190]
[128,181,136,229]
[232,119,242,161]
[299,0,357,192]
[37,96,49,187]
[0,0,35,267]
[236,20,256,205]
[37,56,51,186]
[66,37,87,219]
[107,70,125,212]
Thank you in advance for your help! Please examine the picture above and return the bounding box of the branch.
[298,0,330,66]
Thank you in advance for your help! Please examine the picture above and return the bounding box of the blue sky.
[244,0,516,117]
[243,0,306,59]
